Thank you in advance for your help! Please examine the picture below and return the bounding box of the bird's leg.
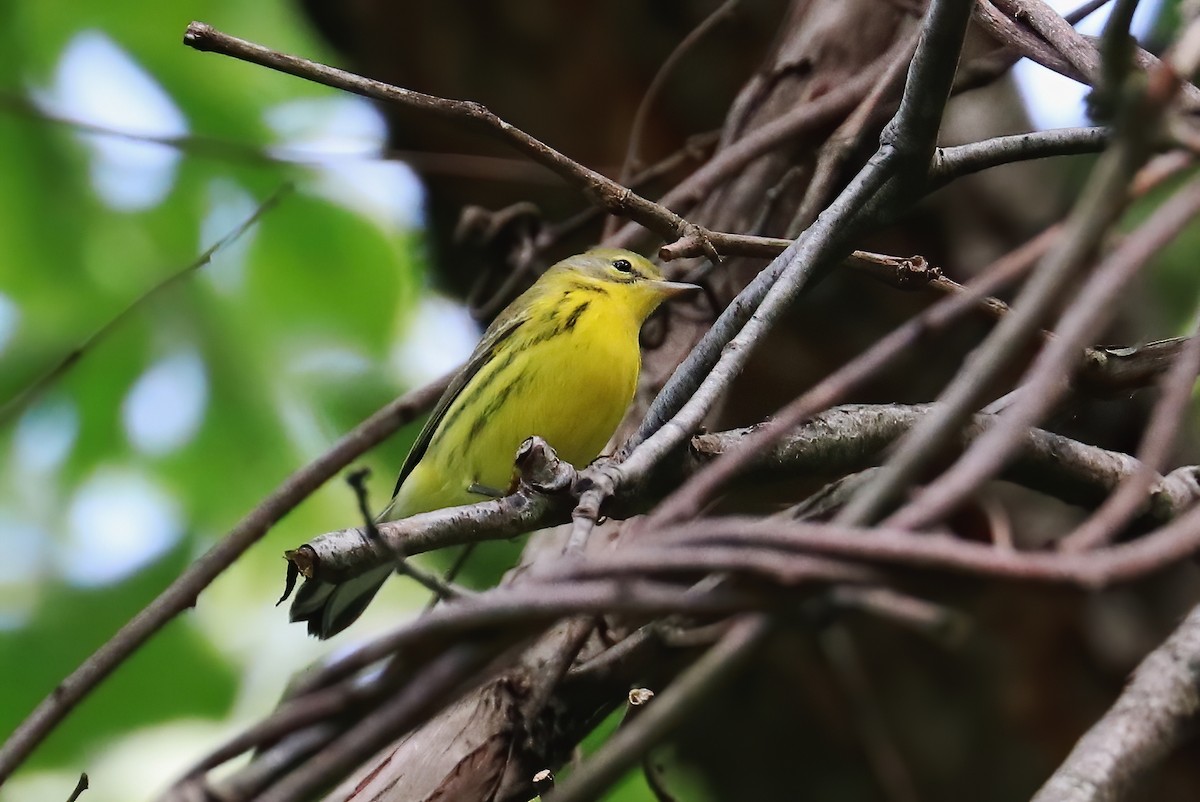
[467,482,506,498]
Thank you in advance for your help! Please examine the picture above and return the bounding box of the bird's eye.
[612,258,634,274]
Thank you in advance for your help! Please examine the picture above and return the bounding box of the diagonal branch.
[0,184,291,426]
[182,22,716,256]
[1030,602,1200,802]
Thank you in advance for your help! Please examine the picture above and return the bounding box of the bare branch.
[1030,602,1200,802]
[647,226,1053,527]
[181,22,714,253]
[837,29,1187,527]
[888,173,1200,530]
[292,402,1200,583]
[546,617,771,802]
[927,127,1112,190]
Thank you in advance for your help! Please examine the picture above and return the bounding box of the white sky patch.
[266,96,389,155]
[122,349,208,456]
[389,293,479,386]
[265,96,426,230]
[13,394,79,474]
[36,31,188,210]
[199,179,259,295]
[273,385,330,459]
[285,340,374,379]
[1014,0,1164,130]
[0,292,19,356]
[59,468,182,586]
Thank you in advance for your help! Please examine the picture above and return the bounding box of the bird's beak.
[649,279,701,299]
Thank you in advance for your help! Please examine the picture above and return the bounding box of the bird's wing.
[390,303,531,499]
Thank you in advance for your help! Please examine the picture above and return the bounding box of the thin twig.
[0,185,291,426]
[346,468,466,600]
[1061,312,1200,551]
[606,0,740,238]
[0,90,561,184]
[819,627,919,802]
[646,226,1053,528]
[255,644,498,802]
[546,617,771,802]
[888,170,1200,530]
[641,507,1200,588]
[182,22,716,258]
[926,126,1111,190]
[65,773,89,802]
[792,31,921,232]
[837,41,1177,526]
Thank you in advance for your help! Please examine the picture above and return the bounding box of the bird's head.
[550,248,699,321]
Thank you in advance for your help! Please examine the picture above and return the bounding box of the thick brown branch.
[1030,602,1200,802]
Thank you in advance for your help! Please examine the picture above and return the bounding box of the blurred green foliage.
[0,2,448,800]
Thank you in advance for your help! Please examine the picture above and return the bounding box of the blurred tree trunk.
[294,2,1200,801]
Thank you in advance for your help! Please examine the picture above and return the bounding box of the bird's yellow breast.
[392,285,641,517]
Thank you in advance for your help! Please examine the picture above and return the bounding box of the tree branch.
[926,127,1112,190]
[289,403,1200,584]
[182,22,717,257]
[1030,602,1200,802]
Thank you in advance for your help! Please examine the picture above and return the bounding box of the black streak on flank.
[564,301,590,331]
[438,349,517,438]
[466,373,526,442]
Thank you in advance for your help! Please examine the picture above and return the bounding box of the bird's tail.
[289,563,394,639]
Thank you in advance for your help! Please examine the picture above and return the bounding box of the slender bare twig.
[631,507,1200,588]
[993,0,1103,81]
[646,227,1053,528]
[65,773,88,802]
[606,0,740,238]
[0,185,291,426]
[888,165,1200,531]
[307,582,754,694]
[819,627,919,802]
[926,126,1111,190]
[546,617,771,802]
[836,35,1181,527]
[255,643,499,802]
[791,31,920,231]
[0,90,561,184]
[1060,313,1200,551]
[346,469,468,600]
[828,586,969,646]
[182,22,718,259]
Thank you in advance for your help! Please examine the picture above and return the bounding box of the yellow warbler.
[291,248,697,638]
